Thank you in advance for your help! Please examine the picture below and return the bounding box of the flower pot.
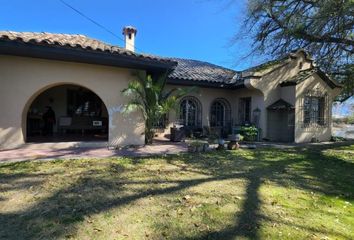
[227,141,240,150]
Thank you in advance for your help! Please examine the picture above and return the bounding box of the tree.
[122,71,196,144]
[238,0,354,101]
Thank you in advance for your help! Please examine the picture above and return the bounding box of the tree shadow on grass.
[0,162,247,239]
[178,142,354,240]
[0,142,353,239]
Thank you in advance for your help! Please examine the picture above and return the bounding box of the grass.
[0,142,353,240]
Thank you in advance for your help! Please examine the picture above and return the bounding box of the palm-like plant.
[122,71,196,144]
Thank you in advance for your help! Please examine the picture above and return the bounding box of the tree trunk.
[145,118,154,145]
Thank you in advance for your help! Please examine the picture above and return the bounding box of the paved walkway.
[0,140,188,164]
[1,140,351,164]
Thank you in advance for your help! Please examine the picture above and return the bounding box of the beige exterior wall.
[0,55,144,150]
[0,50,342,149]
[280,86,296,106]
[163,85,264,137]
[294,74,340,143]
[247,51,340,142]
[246,52,308,138]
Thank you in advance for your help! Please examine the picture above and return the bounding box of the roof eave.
[167,77,245,89]
[280,68,343,89]
[0,40,176,71]
[315,68,343,89]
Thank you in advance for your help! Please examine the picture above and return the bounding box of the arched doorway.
[26,84,108,142]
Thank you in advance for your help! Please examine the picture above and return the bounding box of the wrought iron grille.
[238,97,252,125]
[299,88,329,128]
[210,98,231,127]
[178,96,202,127]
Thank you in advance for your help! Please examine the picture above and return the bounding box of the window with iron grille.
[210,98,231,127]
[301,89,328,127]
[239,97,252,124]
[179,97,202,127]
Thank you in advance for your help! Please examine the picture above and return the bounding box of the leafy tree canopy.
[239,0,353,101]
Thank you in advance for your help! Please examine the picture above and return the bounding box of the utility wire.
[58,0,140,52]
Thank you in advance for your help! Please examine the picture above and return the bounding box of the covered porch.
[26,84,109,143]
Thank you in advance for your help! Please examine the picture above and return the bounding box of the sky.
[333,97,354,118]
[0,0,265,70]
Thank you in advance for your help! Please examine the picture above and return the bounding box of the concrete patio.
[0,139,188,163]
[1,138,352,164]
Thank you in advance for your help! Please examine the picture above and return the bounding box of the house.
[0,27,342,150]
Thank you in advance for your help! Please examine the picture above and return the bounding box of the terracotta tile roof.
[168,58,241,85]
[0,31,244,86]
[0,31,172,63]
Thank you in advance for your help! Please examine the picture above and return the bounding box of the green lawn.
[0,142,353,240]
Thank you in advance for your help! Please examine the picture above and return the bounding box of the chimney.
[122,26,137,52]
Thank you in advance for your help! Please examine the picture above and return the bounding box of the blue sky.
[333,97,354,118]
[0,0,265,70]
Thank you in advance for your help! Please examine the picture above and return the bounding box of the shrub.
[241,126,258,142]
[348,114,354,124]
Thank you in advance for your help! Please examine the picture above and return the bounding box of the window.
[67,88,103,117]
[210,98,231,127]
[180,97,201,127]
[304,96,325,125]
[239,97,252,124]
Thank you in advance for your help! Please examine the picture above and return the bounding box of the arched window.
[179,97,202,127]
[210,98,231,127]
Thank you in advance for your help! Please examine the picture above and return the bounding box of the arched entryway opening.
[25,84,108,142]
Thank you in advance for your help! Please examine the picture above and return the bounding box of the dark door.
[267,109,295,142]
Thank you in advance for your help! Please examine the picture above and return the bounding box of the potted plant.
[227,134,240,150]
[217,138,225,150]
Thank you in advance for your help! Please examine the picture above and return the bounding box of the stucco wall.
[162,85,264,137]
[0,55,144,150]
[280,86,296,106]
[294,74,339,143]
[247,51,340,142]
[0,52,341,148]
[247,52,306,138]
